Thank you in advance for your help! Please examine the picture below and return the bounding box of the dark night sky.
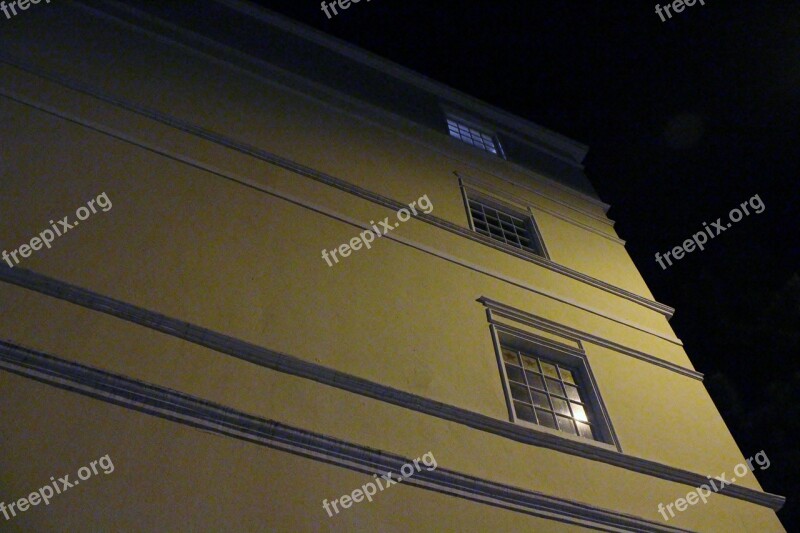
[256,1,799,527]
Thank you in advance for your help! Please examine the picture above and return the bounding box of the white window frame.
[490,322,620,450]
[462,189,548,258]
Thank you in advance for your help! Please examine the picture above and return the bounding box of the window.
[446,117,502,156]
[466,196,545,256]
[501,345,598,440]
[485,304,619,450]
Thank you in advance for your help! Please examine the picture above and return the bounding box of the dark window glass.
[502,346,598,441]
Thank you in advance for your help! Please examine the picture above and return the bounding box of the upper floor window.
[466,195,545,256]
[446,117,503,157]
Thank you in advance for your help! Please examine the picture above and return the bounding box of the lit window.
[467,196,544,256]
[501,345,598,441]
[446,118,502,156]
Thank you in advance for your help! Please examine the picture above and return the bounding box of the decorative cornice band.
[0,54,674,320]
[110,0,593,168]
[0,340,696,532]
[0,268,782,512]
[480,297,704,381]
[76,0,607,217]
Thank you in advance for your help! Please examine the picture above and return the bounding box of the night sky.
[257,1,799,527]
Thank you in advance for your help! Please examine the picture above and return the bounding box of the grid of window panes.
[447,118,500,155]
[468,199,541,254]
[501,346,596,440]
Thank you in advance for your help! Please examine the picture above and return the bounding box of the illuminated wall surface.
[0,1,785,531]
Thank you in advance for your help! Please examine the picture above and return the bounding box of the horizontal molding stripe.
[0,267,783,512]
[212,0,590,164]
[0,340,694,532]
[0,51,674,320]
[481,298,704,381]
[0,85,680,346]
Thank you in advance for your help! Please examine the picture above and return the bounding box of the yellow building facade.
[0,1,785,531]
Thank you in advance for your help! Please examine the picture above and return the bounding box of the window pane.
[510,383,531,403]
[577,422,595,440]
[540,362,559,379]
[465,198,541,255]
[536,409,558,429]
[487,221,503,234]
[501,224,516,235]
[447,119,499,155]
[514,402,537,423]
[505,364,525,384]
[500,345,602,442]
[570,403,588,422]
[551,397,571,416]
[545,377,565,397]
[532,391,550,409]
[557,416,578,435]
[559,367,577,385]
[520,355,539,371]
[525,371,545,390]
[564,384,581,402]
[501,349,519,365]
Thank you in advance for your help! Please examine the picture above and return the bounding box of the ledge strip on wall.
[0,339,697,532]
[0,267,783,512]
[0,51,675,320]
